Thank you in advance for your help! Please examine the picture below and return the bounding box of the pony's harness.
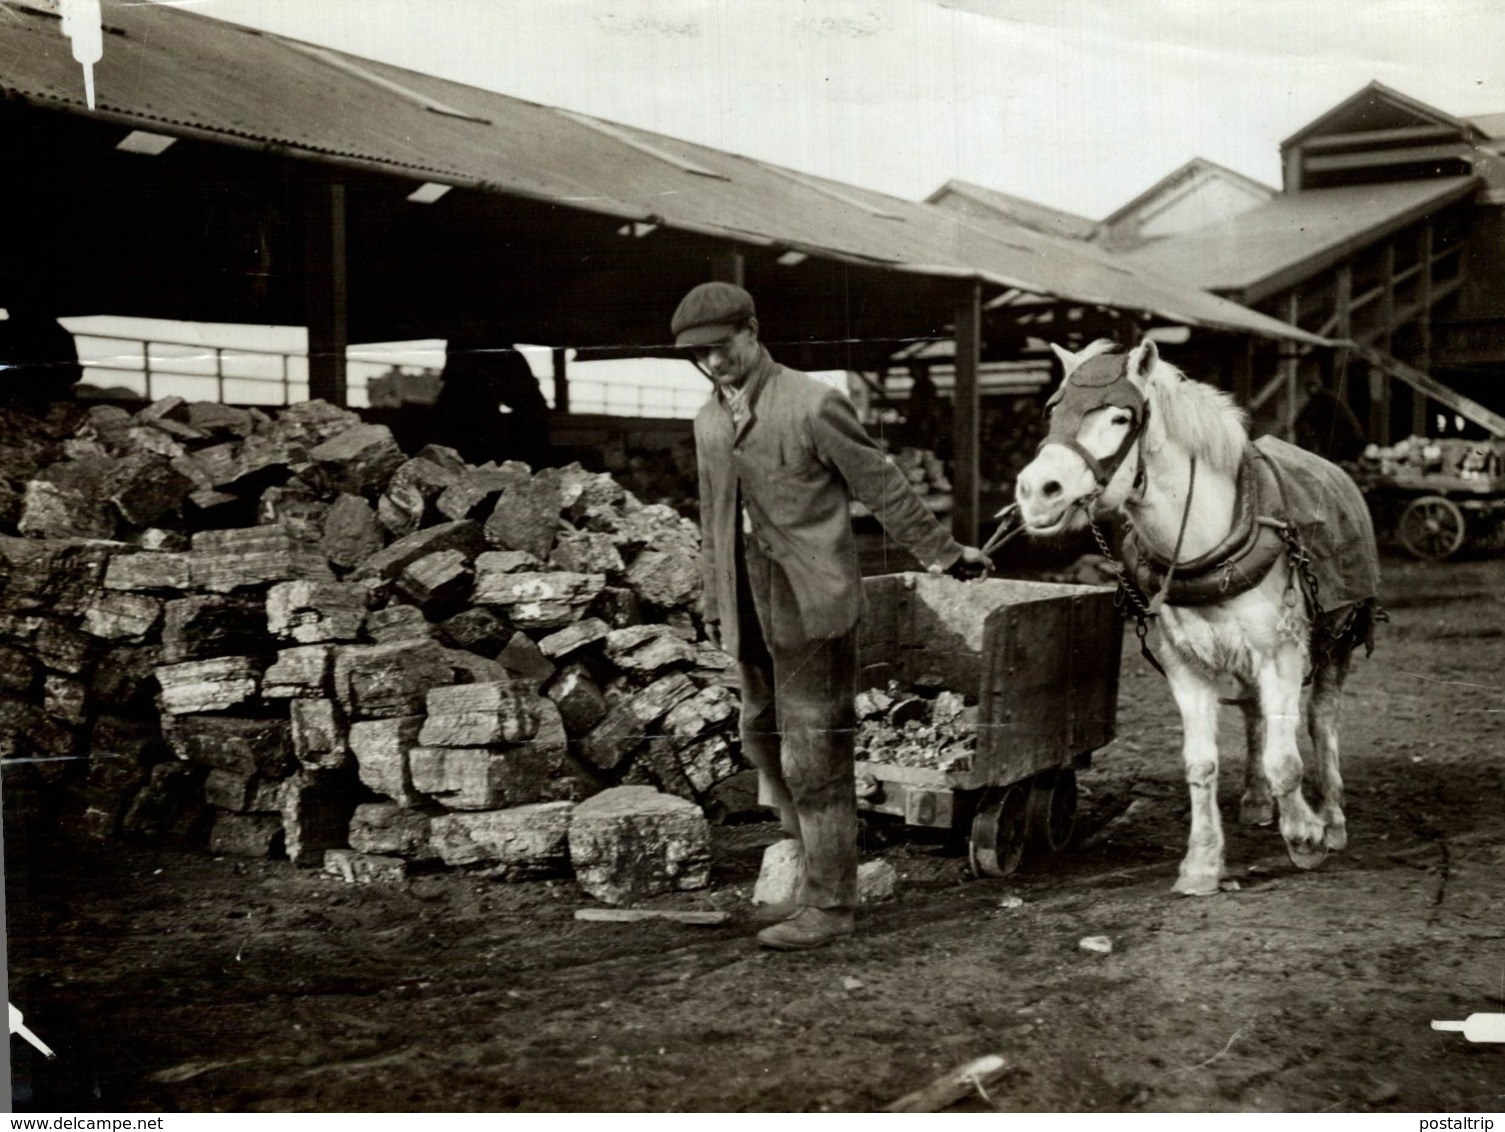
[1121,445,1290,608]
[983,349,1150,559]
[1040,349,1347,680]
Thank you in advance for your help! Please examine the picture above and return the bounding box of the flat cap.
[670,282,756,347]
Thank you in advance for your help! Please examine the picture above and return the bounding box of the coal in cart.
[1353,436,1505,560]
[853,572,1122,877]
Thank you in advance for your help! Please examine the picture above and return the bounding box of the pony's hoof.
[1239,797,1274,827]
[1285,837,1329,870]
[1324,823,1348,851]
[1172,873,1222,897]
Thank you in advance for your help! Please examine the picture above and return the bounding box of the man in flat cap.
[675,281,988,951]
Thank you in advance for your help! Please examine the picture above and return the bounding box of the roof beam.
[283,41,491,124]
[1301,124,1463,152]
[754,162,904,220]
[1304,143,1472,174]
[1349,342,1505,438]
[556,111,727,180]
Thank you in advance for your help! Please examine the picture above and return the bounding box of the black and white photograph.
[2,0,1504,1115]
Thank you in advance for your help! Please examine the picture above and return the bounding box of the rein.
[1145,455,1196,616]
[1083,446,1198,681]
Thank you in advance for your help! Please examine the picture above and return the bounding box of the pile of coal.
[0,398,744,894]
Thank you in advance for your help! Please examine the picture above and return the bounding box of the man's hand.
[703,621,723,650]
[944,546,993,581]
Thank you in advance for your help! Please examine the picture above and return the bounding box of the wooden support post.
[1283,148,1303,193]
[710,250,745,287]
[1281,290,1301,440]
[952,283,982,548]
[1232,337,1253,406]
[1334,265,1352,340]
[1415,222,1435,438]
[304,182,348,406]
[1331,260,1389,444]
[1380,242,1396,355]
[1367,364,1389,445]
[551,347,570,414]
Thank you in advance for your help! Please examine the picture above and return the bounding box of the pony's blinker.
[1041,350,1148,487]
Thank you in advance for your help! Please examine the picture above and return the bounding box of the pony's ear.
[1125,338,1160,387]
[1049,342,1081,375]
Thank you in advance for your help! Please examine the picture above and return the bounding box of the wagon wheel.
[1026,769,1078,854]
[969,781,1030,878]
[1398,494,1466,561]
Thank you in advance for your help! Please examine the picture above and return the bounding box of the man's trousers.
[735,536,859,910]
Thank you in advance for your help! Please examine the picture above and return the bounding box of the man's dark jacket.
[695,348,963,658]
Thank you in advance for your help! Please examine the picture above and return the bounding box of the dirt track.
[6,555,1505,1113]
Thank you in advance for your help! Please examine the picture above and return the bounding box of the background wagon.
[1354,435,1505,560]
[853,573,1123,877]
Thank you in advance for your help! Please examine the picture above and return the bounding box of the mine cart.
[854,572,1122,877]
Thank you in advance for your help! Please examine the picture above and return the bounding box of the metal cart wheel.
[969,781,1030,878]
[1026,768,1078,854]
[1398,494,1466,560]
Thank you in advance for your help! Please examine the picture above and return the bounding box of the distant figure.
[903,366,946,455]
[0,304,82,412]
[1294,376,1367,464]
[433,342,551,469]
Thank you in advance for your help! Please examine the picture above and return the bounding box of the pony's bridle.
[984,350,1149,554]
[1038,348,1197,618]
[1039,350,1150,495]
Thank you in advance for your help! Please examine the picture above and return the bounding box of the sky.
[182,0,1505,219]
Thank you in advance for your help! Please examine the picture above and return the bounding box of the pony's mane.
[1143,355,1249,476]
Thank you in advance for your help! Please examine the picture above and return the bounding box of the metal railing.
[561,376,704,420]
[71,332,707,419]
[73,333,309,405]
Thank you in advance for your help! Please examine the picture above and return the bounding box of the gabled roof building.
[1123,82,1505,443]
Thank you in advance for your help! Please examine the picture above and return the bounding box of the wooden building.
[1125,82,1505,443]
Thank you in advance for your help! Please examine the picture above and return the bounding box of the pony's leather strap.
[1122,448,1287,607]
[1037,411,1145,488]
[1043,436,1109,484]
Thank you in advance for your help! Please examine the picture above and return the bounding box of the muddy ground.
[6,554,1505,1113]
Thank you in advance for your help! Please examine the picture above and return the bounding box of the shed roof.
[1468,112,1505,140]
[925,180,1100,241]
[0,0,1325,345]
[1121,177,1480,302]
[1099,158,1275,229]
[1280,81,1481,151]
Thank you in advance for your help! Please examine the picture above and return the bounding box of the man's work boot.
[749,901,801,925]
[755,905,855,951]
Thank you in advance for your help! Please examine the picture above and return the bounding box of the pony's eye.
[1111,412,1131,426]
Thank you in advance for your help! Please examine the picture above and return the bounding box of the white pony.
[1014,339,1380,895]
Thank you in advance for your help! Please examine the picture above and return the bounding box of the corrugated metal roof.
[926,180,1100,241]
[1123,178,1479,300]
[0,0,1326,345]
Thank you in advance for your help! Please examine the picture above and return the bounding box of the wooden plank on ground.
[573,908,730,925]
[884,1054,1009,1113]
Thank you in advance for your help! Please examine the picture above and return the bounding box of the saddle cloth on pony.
[1122,436,1381,647]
